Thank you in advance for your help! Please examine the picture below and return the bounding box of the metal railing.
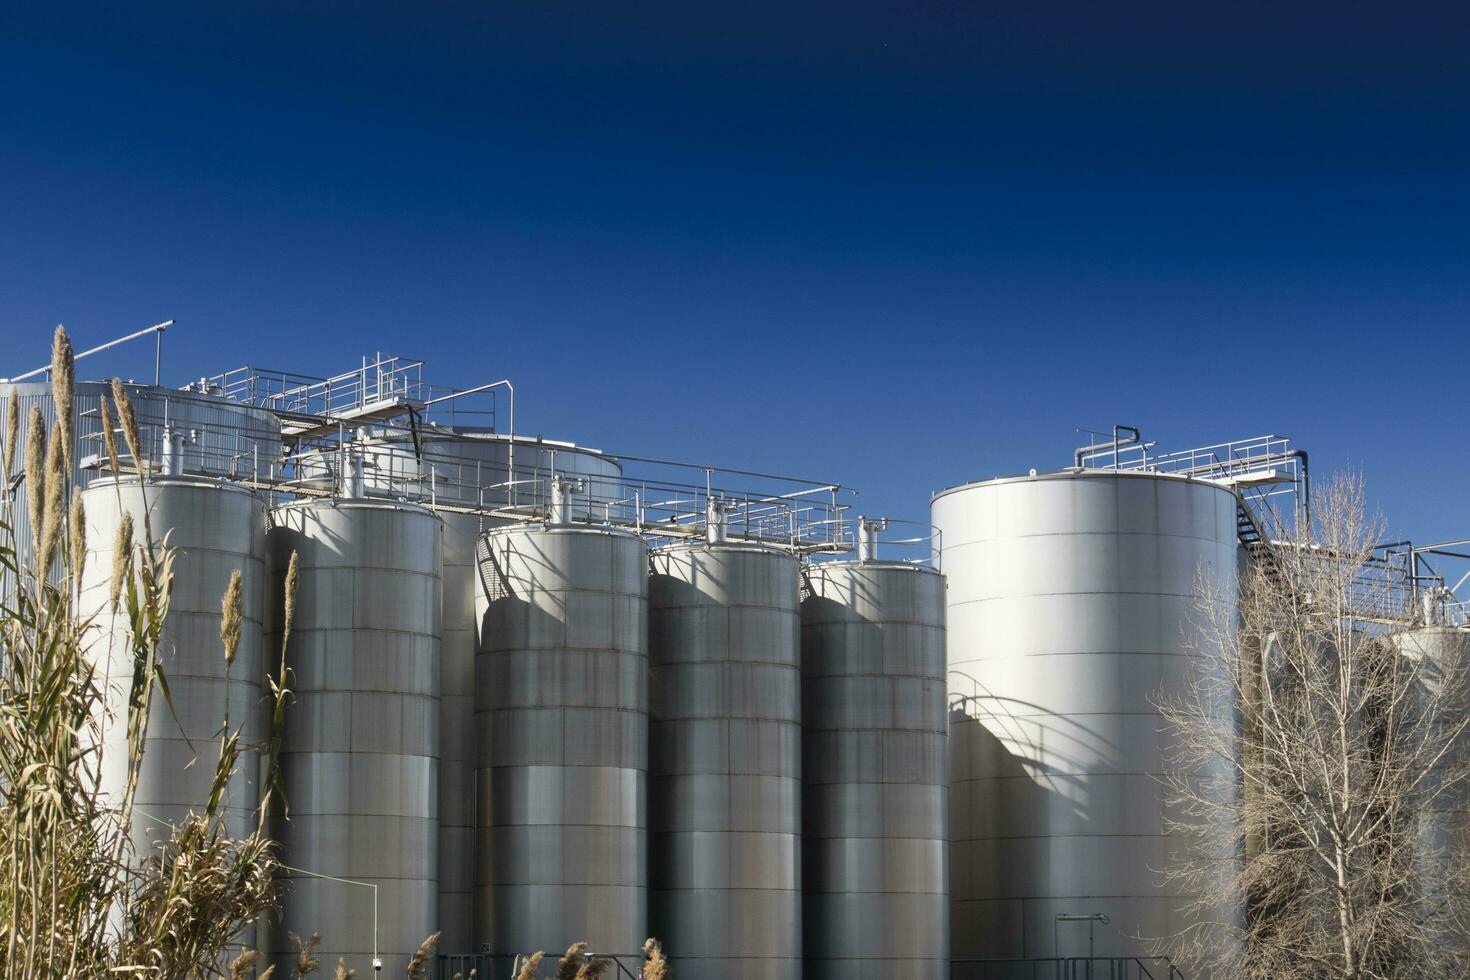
[191,353,499,430]
[1076,430,1307,538]
[953,957,1185,980]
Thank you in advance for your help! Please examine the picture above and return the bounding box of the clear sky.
[2,2,1467,547]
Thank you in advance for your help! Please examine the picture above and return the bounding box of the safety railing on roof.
[189,354,500,431]
[1076,428,1307,539]
[276,424,854,553]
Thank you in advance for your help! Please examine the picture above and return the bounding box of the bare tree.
[1158,474,1470,978]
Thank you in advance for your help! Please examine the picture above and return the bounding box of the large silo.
[355,430,623,955]
[79,475,268,851]
[799,558,949,980]
[1,379,282,596]
[267,498,442,977]
[647,541,802,980]
[473,523,648,962]
[1394,626,1470,926]
[933,470,1238,966]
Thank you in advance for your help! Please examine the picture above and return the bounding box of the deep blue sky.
[2,2,1468,547]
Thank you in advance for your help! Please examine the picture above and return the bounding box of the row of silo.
[471,517,951,980]
[66,413,951,977]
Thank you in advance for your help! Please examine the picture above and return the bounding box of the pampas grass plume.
[110,379,143,476]
[515,952,545,980]
[24,406,45,554]
[51,325,74,471]
[221,569,243,666]
[407,931,441,980]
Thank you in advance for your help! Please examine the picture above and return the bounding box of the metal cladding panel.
[267,499,442,978]
[473,524,649,958]
[77,476,267,852]
[799,560,949,980]
[647,542,802,980]
[932,471,1239,961]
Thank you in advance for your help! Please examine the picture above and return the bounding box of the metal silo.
[1394,625,1470,920]
[267,498,442,977]
[647,540,802,980]
[473,522,648,963]
[356,430,622,955]
[79,475,268,851]
[1,379,282,597]
[800,557,949,980]
[934,470,1238,967]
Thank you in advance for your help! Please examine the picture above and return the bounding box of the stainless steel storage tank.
[437,511,484,954]
[647,541,802,980]
[267,498,442,977]
[79,475,268,851]
[473,523,648,962]
[360,431,621,955]
[1394,626,1470,918]
[933,470,1238,966]
[1,380,282,596]
[800,558,949,980]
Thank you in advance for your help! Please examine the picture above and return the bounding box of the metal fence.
[953,958,1185,980]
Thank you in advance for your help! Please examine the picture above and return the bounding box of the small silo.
[267,498,443,977]
[473,521,649,962]
[647,538,803,980]
[799,553,949,980]
[934,470,1238,966]
[79,475,268,850]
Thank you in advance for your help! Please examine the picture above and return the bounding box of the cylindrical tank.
[423,435,621,954]
[1394,627,1470,924]
[933,470,1239,965]
[647,542,802,980]
[799,559,949,980]
[79,475,267,850]
[473,524,648,962]
[1,380,282,597]
[437,511,484,954]
[267,499,442,977]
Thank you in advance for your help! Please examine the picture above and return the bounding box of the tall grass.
[0,327,294,978]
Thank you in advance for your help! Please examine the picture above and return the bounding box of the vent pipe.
[707,497,729,544]
[857,516,887,563]
[549,476,584,524]
[160,425,194,477]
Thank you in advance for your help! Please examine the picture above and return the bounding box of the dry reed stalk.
[333,957,355,979]
[110,379,142,476]
[573,958,610,980]
[642,939,668,980]
[228,947,260,979]
[3,389,17,477]
[99,396,120,476]
[406,931,441,980]
[554,943,589,980]
[221,569,243,666]
[37,424,65,573]
[110,512,133,611]
[51,326,73,472]
[290,930,321,976]
[23,405,45,553]
[69,489,85,582]
[282,550,299,646]
[515,951,545,980]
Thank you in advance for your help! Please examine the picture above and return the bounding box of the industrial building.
[3,326,1467,978]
